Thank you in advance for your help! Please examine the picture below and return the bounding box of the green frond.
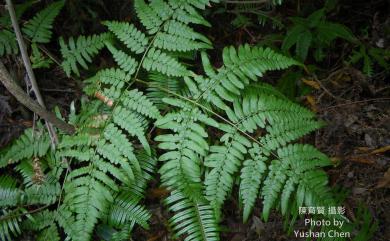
[24,174,61,205]
[84,68,131,95]
[60,33,112,76]
[22,210,56,231]
[0,128,50,168]
[154,32,210,51]
[166,190,219,241]
[146,72,190,109]
[0,176,21,207]
[143,48,191,77]
[123,150,158,200]
[260,119,323,151]
[59,166,114,241]
[22,0,64,43]
[261,144,332,221]
[112,107,150,154]
[37,224,60,241]
[0,209,23,241]
[156,98,219,200]
[239,144,268,223]
[106,43,138,75]
[226,90,316,132]
[107,192,151,229]
[194,45,299,109]
[0,30,18,56]
[120,89,162,119]
[204,125,251,218]
[134,0,170,34]
[103,21,149,54]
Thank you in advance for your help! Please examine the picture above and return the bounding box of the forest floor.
[0,0,389,240]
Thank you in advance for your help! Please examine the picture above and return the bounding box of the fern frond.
[0,30,18,56]
[22,0,64,43]
[134,0,213,51]
[261,144,332,221]
[37,224,60,241]
[239,144,267,222]
[143,48,191,77]
[156,98,219,200]
[103,21,149,54]
[112,107,150,154]
[60,33,112,76]
[120,89,162,119]
[0,175,21,207]
[204,125,251,218]
[0,128,50,168]
[84,68,131,95]
[146,72,190,109]
[22,210,56,231]
[107,192,151,229]
[106,43,138,75]
[0,209,23,241]
[193,45,299,110]
[166,190,219,241]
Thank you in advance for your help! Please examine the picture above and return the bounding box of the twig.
[0,61,76,134]
[318,98,390,112]
[5,0,58,146]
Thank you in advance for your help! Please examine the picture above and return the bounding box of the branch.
[0,61,76,135]
[5,0,59,144]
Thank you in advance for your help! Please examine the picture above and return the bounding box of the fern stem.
[0,204,50,222]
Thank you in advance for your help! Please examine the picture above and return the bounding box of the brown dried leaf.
[302,78,320,90]
[376,167,390,188]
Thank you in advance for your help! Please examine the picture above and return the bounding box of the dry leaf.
[371,145,390,154]
[376,167,390,188]
[306,95,317,112]
[302,78,320,89]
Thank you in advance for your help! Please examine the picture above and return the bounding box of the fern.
[0,30,18,56]
[186,46,299,110]
[0,128,50,168]
[156,98,219,201]
[60,33,112,76]
[166,190,219,241]
[0,176,22,207]
[1,0,372,240]
[0,209,24,241]
[56,86,160,240]
[0,0,63,57]
[22,0,64,43]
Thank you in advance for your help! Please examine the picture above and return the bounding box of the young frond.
[60,33,112,76]
[103,21,149,54]
[166,190,220,241]
[0,128,50,168]
[22,0,64,43]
